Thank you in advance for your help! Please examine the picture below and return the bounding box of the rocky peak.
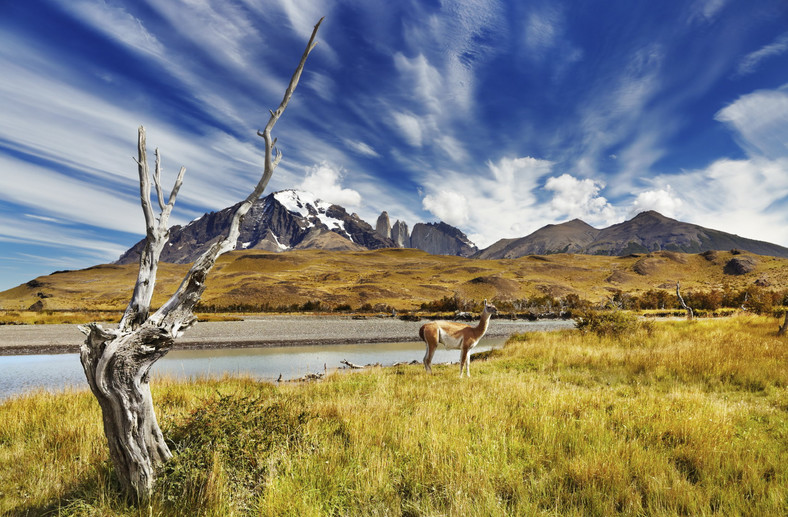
[375,211,391,239]
[391,220,410,248]
[410,221,478,257]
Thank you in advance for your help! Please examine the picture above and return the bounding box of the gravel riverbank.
[0,315,576,356]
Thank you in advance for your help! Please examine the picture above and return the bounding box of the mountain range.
[116,190,788,265]
[475,210,788,259]
[116,190,478,265]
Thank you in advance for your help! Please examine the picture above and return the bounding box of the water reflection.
[0,337,508,400]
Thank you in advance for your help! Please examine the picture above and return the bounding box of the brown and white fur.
[419,299,497,378]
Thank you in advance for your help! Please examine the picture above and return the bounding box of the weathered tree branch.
[676,281,693,320]
[778,311,788,336]
[150,17,324,331]
[341,359,365,369]
[79,18,323,501]
[119,129,186,332]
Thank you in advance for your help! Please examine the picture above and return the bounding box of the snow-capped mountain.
[115,190,477,264]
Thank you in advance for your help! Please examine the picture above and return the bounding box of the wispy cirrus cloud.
[342,139,380,158]
[688,0,730,23]
[715,85,788,160]
[59,0,165,58]
[571,44,665,181]
[522,5,583,76]
[736,32,788,77]
[391,111,425,148]
[638,84,788,242]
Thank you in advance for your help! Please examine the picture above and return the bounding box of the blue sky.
[1,0,787,291]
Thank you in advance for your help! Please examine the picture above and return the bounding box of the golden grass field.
[1,248,786,316]
[1,315,787,516]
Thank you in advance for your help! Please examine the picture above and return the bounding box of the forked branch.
[150,17,324,330]
[120,129,186,331]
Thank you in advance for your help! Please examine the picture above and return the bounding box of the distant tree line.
[194,286,787,317]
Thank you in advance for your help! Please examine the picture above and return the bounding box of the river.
[0,317,575,400]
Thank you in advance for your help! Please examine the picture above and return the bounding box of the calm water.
[0,337,509,400]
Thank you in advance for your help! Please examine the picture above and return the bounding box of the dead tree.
[676,281,693,320]
[78,18,323,501]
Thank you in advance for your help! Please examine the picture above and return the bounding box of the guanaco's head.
[483,299,498,315]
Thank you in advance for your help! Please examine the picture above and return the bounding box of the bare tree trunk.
[78,322,174,497]
[778,311,788,336]
[676,281,693,320]
[78,18,323,501]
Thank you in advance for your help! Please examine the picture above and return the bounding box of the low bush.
[574,310,645,338]
[158,394,311,514]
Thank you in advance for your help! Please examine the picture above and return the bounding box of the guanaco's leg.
[423,340,437,373]
[421,324,438,373]
[459,346,470,378]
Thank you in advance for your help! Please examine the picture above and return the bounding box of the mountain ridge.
[476,210,788,259]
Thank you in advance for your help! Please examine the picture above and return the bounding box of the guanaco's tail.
[418,325,425,342]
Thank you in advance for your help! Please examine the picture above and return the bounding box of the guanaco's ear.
[483,299,487,305]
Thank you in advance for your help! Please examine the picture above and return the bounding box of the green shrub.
[157,394,312,514]
[574,310,642,338]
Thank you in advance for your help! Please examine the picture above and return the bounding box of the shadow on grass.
[4,462,137,517]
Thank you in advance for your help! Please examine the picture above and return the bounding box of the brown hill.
[475,219,599,259]
[2,248,785,313]
[478,211,788,259]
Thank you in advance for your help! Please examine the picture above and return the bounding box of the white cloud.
[420,156,555,248]
[392,112,424,147]
[435,135,470,162]
[297,162,362,208]
[305,71,335,101]
[63,0,165,58]
[736,33,788,77]
[400,0,504,114]
[342,139,380,158]
[650,157,788,246]
[270,0,332,39]
[572,45,664,180]
[525,10,558,53]
[0,37,306,220]
[141,0,259,68]
[521,6,583,76]
[637,83,788,247]
[629,186,683,218]
[715,85,788,160]
[0,214,129,262]
[422,191,470,227]
[689,0,729,23]
[393,53,444,115]
[544,174,617,224]
[0,156,149,235]
[60,0,323,130]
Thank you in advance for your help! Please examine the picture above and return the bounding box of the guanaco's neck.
[475,309,492,334]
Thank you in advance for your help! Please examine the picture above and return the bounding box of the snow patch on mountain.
[274,189,350,239]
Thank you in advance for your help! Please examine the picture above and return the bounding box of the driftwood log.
[78,19,323,501]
